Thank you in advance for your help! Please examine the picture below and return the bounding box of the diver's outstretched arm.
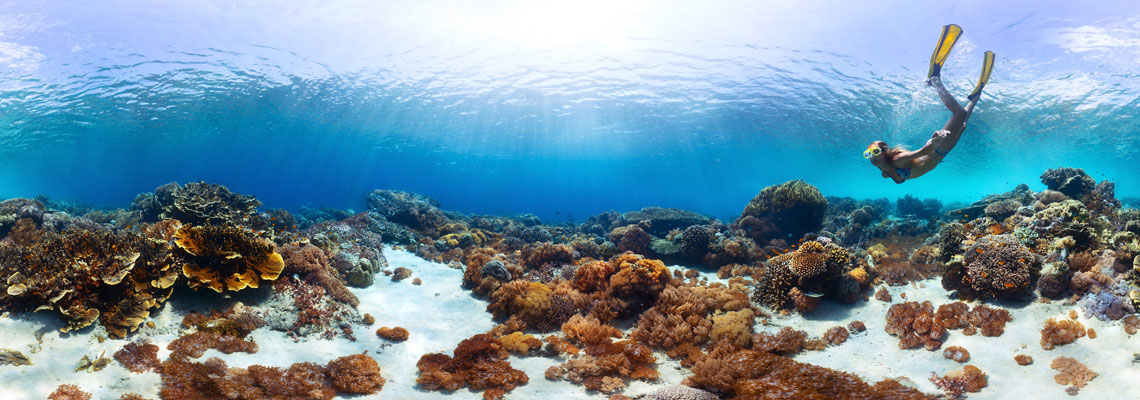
[928,76,966,115]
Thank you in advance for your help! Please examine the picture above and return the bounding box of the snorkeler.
[864,24,995,184]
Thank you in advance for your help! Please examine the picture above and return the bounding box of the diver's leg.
[937,96,978,154]
[929,76,966,116]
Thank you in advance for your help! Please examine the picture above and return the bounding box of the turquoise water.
[1,1,1139,221]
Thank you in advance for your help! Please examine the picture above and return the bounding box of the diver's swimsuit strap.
[895,167,912,182]
[935,147,950,157]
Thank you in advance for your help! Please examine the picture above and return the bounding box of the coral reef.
[1040,318,1086,350]
[735,180,827,244]
[611,207,711,237]
[751,240,866,311]
[0,228,177,337]
[279,243,358,307]
[416,333,528,400]
[497,332,543,354]
[644,385,719,400]
[945,234,1040,299]
[136,182,262,227]
[1040,168,1095,199]
[157,350,385,399]
[174,224,284,292]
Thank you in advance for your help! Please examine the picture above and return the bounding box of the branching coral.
[416,334,528,400]
[1040,318,1085,350]
[630,284,753,360]
[708,309,755,349]
[174,224,283,292]
[0,228,177,338]
[686,349,933,399]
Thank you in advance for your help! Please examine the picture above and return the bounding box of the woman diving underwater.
[864,24,995,183]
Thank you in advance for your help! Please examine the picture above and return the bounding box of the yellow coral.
[174,225,284,292]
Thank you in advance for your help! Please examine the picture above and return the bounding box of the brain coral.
[174,225,284,292]
[735,180,827,244]
[952,234,1040,299]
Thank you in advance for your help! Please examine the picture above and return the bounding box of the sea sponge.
[327,353,386,394]
[174,224,284,292]
[376,326,409,342]
[1040,318,1086,350]
[735,180,827,244]
[884,301,944,351]
[954,234,1040,299]
[114,341,161,373]
[48,384,91,400]
[686,349,931,399]
[279,243,358,307]
[416,334,528,400]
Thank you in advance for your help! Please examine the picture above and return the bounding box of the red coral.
[328,353,386,394]
[48,384,91,400]
[114,341,161,373]
[279,243,358,307]
[416,334,528,400]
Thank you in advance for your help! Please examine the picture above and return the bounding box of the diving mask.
[863,146,882,159]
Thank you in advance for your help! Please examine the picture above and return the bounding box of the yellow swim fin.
[927,24,963,79]
[967,51,995,101]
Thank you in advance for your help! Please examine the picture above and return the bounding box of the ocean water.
[4,2,1140,400]
[2,1,1139,221]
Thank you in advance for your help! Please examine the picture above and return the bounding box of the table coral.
[415,334,528,400]
[1040,318,1086,350]
[174,224,284,292]
[1051,357,1097,393]
[114,341,160,373]
[686,349,933,399]
[327,353,386,394]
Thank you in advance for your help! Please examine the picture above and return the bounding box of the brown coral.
[1015,354,1033,365]
[174,224,283,292]
[562,314,623,346]
[521,243,574,269]
[930,365,987,398]
[933,302,970,330]
[0,228,176,338]
[1051,357,1097,392]
[968,304,1012,336]
[1125,314,1140,335]
[48,384,91,400]
[114,341,160,373]
[497,332,543,354]
[573,260,617,292]
[686,349,933,399]
[376,326,409,342]
[416,334,528,400]
[885,301,944,351]
[608,255,672,312]
[823,326,849,345]
[708,309,755,349]
[751,327,806,355]
[328,353,386,394]
[1040,318,1085,350]
[487,280,554,331]
[942,346,970,363]
[548,340,659,394]
[789,240,827,277]
[279,243,358,307]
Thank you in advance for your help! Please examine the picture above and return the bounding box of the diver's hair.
[870,141,906,166]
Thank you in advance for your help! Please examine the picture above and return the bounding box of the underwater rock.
[481,259,511,281]
[1041,167,1095,199]
[735,180,827,244]
[612,207,711,237]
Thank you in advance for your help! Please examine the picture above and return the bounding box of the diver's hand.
[930,129,950,143]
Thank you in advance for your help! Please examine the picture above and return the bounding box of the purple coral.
[1078,281,1135,321]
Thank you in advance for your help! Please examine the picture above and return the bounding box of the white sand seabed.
[0,247,1136,399]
